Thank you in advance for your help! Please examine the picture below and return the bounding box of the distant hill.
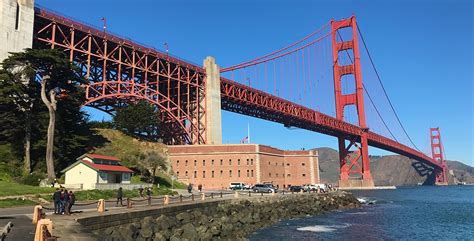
[314,147,473,186]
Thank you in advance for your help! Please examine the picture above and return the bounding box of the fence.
[91,183,153,190]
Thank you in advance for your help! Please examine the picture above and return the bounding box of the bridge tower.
[0,0,35,62]
[430,128,447,185]
[331,16,374,188]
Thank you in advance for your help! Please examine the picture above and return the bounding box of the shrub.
[19,173,46,186]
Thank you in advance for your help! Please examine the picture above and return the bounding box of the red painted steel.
[220,78,443,170]
[31,7,444,174]
[430,128,447,184]
[331,16,372,183]
[33,7,207,145]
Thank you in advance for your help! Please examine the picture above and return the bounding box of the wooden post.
[127,198,132,208]
[200,193,205,201]
[191,194,195,201]
[97,199,105,213]
[34,219,53,241]
[179,194,183,203]
[32,205,43,224]
[234,191,239,198]
[163,195,169,205]
[148,196,152,206]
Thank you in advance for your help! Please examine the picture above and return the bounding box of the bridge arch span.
[84,80,202,145]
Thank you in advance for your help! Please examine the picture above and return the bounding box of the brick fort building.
[169,144,319,190]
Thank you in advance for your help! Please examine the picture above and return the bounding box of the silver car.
[252,184,276,193]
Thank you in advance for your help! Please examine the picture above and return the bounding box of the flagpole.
[248,123,250,144]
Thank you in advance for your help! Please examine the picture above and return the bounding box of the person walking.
[187,183,193,193]
[146,187,152,198]
[62,189,70,214]
[138,187,144,198]
[59,189,66,214]
[52,188,61,214]
[116,187,123,206]
[67,191,75,214]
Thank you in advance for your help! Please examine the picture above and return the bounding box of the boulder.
[181,223,198,240]
[177,212,193,224]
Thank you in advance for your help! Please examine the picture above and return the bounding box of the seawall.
[55,191,360,240]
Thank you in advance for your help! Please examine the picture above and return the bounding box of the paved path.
[0,189,296,240]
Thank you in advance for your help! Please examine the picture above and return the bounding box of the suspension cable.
[336,31,398,142]
[356,26,422,152]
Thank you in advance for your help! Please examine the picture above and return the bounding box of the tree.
[1,49,84,178]
[138,150,167,183]
[113,100,160,141]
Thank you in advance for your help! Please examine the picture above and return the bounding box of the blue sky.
[37,0,473,166]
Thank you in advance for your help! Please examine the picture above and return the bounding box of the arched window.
[185,171,188,177]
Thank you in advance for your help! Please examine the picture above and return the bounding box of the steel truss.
[33,7,206,144]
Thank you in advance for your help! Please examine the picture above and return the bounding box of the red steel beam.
[220,78,443,170]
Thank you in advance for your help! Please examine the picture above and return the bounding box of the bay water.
[249,186,474,240]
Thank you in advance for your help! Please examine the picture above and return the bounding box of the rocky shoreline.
[93,191,360,241]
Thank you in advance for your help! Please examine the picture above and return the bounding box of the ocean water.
[248,186,474,240]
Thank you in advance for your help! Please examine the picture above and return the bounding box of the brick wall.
[169,144,319,190]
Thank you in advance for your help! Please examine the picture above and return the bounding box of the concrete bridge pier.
[203,56,222,145]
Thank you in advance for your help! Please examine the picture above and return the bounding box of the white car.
[229,182,246,190]
[312,184,327,191]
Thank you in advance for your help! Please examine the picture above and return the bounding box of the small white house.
[61,154,134,190]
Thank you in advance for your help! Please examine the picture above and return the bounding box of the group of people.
[187,183,203,193]
[52,188,75,215]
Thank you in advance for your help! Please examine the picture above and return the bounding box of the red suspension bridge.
[30,6,447,187]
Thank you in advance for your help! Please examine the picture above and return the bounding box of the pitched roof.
[82,153,120,161]
[83,160,134,173]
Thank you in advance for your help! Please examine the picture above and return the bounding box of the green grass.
[0,198,38,208]
[0,181,54,197]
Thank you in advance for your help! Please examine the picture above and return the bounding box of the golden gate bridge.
[28,5,447,187]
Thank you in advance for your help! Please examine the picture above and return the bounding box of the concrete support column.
[203,56,222,144]
[0,0,35,62]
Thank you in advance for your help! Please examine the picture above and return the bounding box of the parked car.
[263,182,278,191]
[229,182,246,190]
[252,184,276,193]
[288,185,303,192]
[301,184,311,192]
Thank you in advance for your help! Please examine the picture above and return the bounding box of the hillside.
[90,128,182,187]
[315,147,472,186]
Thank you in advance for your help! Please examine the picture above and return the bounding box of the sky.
[36,0,473,166]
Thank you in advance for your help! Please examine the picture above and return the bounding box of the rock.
[153,233,167,241]
[140,216,155,238]
[177,212,193,224]
[209,225,220,236]
[181,223,198,240]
